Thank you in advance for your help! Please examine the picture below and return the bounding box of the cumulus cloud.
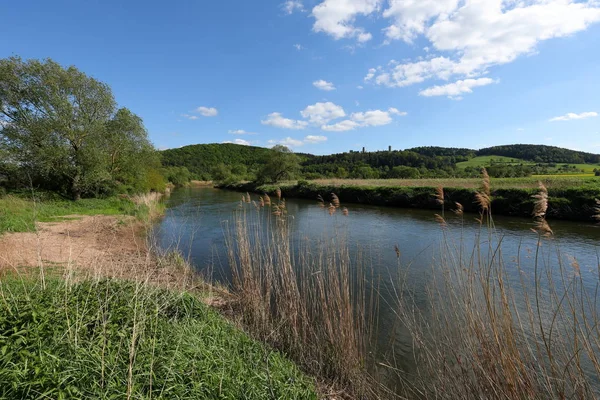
[354,0,600,97]
[283,0,304,14]
[294,44,304,50]
[197,106,218,117]
[419,78,497,99]
[313,79,336,91]
[301,102,346,124]
[549,112,598,122]
[268,137,305,147]
[311,0,381,42]
[228,129,257,135]
[321,107,406,131]
[304,135,328,143]
[261,112,309,130]
[223,139,251,146]
[264,102,405,132]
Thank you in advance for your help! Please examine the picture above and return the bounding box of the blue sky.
[1,0,599,155]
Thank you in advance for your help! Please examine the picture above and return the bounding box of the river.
[153,186,600,392]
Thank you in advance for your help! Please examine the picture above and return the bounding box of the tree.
[256,145,300,183]
[0,57,157,199]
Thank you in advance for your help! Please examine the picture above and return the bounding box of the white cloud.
[312,0,381,42]
[388,107,407,116]
[294,43,304,50]
[264,102,403,132]
[356,85,364,89]
[322,119,361,132]
[304,135,328,143]
[313,79,336,91]
[223,139,251,146]
[261,112,309,129]
[383,0,459,43]
[301,102,346,124]
[283,0,304,14]
[181,114,199,120]
[517,128,525,131]
[419,78,497,99]
[228,129,257,135]
[549,111,598,122]
[360,0,600,97]
[268,137,305,147]
[321,108,402,131]
[197,106,218,117]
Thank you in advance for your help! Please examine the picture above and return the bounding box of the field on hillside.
[457,156,600,175]
[456,155,533,168]
[304,176,600,190]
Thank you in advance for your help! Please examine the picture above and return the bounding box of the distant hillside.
[161,143,276,180]
[477,144,600,164]
[161,143,600,181]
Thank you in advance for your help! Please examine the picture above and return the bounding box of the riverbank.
[0,194,319,399]
[220,178,600,222]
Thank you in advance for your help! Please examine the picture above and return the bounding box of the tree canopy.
[0,57,161,199]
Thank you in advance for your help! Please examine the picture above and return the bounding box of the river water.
[153,186,600,389]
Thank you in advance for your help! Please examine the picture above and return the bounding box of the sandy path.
[0,215,153,278]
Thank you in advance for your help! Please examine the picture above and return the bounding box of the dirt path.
[0,215,179,283]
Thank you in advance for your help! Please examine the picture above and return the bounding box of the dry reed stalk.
[224,201,373,397]
[276,188,282,200]
[594,199,600,222]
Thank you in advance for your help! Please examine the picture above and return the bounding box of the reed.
[224,192,376,397]
[386,169,600,399]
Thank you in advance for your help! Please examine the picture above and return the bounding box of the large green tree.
[0,57,157,199]
[256,145,300,183]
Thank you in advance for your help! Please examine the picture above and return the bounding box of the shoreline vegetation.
[1,171,600,398]
[219,177,600,222]
[0,193,319,399]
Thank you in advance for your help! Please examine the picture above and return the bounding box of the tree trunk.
[72,172,81,201]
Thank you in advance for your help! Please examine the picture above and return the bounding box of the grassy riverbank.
[0,194,318,399]
[220,177,600,221]
[0,276,316,399]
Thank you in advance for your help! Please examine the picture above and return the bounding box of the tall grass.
[222,172,600,398]
[386,171,600,398]
[224,191,377,397]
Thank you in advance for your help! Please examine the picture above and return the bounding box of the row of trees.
[0,57,187,199]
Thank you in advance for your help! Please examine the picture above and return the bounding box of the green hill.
[161,143,276,180]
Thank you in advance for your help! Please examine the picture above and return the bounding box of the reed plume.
[532,182,548,219]
[532,182,553,237]
[434,213,447,228]
[342,207,349,216]
[453,202,464,216]
[594,199,600,222]
[331,193,340,208]
[317,194,325,208]
[264,193,271,206]
[276,188,282,200]
[476,168,492,212]
[435,186,445,206]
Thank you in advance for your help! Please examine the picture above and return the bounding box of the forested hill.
[161,143,281,180]
[160,143,600,181]
[477,144,600,164]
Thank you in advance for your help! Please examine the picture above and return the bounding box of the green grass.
[0,194,145,234]
[294,176,600,190]
[456,155,533,169]
[0,277,317,399]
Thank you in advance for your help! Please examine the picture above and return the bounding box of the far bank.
[219,178,600,222]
